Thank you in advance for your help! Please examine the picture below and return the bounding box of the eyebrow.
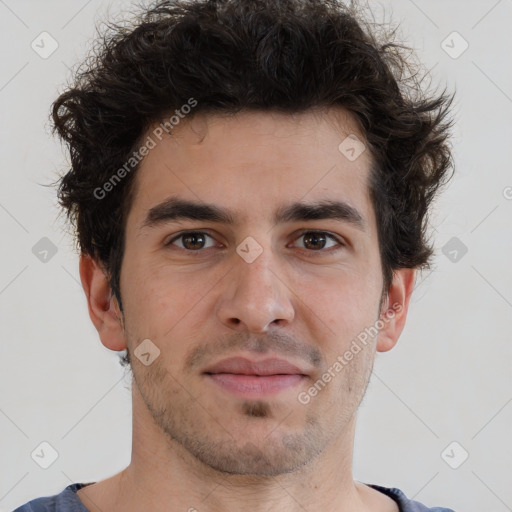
[140,196,366,232]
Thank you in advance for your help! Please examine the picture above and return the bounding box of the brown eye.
[167,231,216,251]
[293,231,344,251]
[303,232,327,250]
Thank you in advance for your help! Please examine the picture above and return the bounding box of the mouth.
[203,357,308,398]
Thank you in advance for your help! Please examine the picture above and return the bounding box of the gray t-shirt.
[12,482,456,511]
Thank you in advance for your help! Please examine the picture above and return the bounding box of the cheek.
[121,272,202,373]
[124,261,221,339]
[298,269,382,360]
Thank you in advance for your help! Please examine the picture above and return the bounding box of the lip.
[202,356,307,376]
[206,373,305,397]
[203,357,308,398]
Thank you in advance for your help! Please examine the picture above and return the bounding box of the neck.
[119,387,366,512]
[77,383,397,512]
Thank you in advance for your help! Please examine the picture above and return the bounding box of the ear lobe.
[79,253,127,352]
[376,268,416,353]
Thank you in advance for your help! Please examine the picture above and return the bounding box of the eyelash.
[165,230,345,255]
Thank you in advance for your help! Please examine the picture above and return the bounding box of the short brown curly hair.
[50,0,455,327]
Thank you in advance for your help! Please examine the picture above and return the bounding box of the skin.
[78,108,415,512]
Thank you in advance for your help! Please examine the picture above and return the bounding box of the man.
[14,0,456,510]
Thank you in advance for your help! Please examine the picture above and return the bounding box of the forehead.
[127,108,375,232]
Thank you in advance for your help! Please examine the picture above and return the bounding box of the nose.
[215,246,295,333]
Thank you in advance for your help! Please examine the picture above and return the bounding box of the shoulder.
[12,483,93,512]
[368,484,456,512]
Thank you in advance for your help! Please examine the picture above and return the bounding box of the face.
[110,108,397,476]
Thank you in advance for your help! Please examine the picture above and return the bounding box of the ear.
[79,253,127,352]
[376,268,416,353]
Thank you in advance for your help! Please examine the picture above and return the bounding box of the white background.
[1,1,511,511]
